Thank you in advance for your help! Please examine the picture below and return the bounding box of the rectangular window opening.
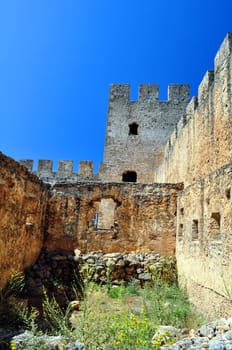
[208,212,221,240]
[192,219,199,240]
[178,224,183,241]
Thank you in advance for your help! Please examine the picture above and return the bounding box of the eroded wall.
[176,162,232,317]
[0,152,48,288]
[155,33,232,186]
[44,182,183,254]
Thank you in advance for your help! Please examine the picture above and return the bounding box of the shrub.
[141,280,199,329]
[3,264,203,349]
[42,289,73,338]
[109,309,155,350]
[0,271,29,328]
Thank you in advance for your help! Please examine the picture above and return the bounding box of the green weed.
[4,263,203,350]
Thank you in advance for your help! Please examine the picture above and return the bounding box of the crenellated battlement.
[19,159,102,184]
[109,83,190,103]
[154,32,232,185]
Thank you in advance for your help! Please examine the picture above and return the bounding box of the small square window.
[129,123,138,135]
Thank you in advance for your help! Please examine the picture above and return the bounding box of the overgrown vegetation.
[1,259,203,350]
[36,279,200,349]
[0,271,37,329]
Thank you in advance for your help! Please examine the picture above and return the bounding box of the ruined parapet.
[19,159,100,184]
[103,83,190,182]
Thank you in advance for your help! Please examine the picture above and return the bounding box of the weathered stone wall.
[176,162,232,317]
[44,182,183,254]
[155,33,232,186]
[0,152,48,288]
[102,84,189,182]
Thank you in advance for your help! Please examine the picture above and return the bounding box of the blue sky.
[0,1,231,173]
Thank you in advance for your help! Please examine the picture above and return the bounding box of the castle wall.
[176,162,232,317]
[102,83,189,182]
[0,152,48,288]
[44,182,183,254]
[154,33,232,186]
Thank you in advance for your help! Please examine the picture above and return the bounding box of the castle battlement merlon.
[79,161,94,176]
[109,84,130,102]
[186,97,198,118]
[19,159,99,183]
[109,83,190,103]
[168,84,190,103]
[38,160,53,174]
[138,84,159,102]
[215,32,232,72]
[198,70,214,104]
[154,32,232,185]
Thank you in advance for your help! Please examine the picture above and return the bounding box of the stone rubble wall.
[24,249,77,300]
[24,249,176,301]
[155,33,232,187]
[0,152,48,289]
[74,250,176,285]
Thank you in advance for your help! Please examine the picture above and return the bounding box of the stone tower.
[101,84,190,182]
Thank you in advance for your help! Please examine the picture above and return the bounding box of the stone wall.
[102,84,189,183]
[24,249,176,302]
[155,33,232,186]
[0,152,48,288]
[44,182,183,254]
[176,162,232,317]
[0,152,182,289]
